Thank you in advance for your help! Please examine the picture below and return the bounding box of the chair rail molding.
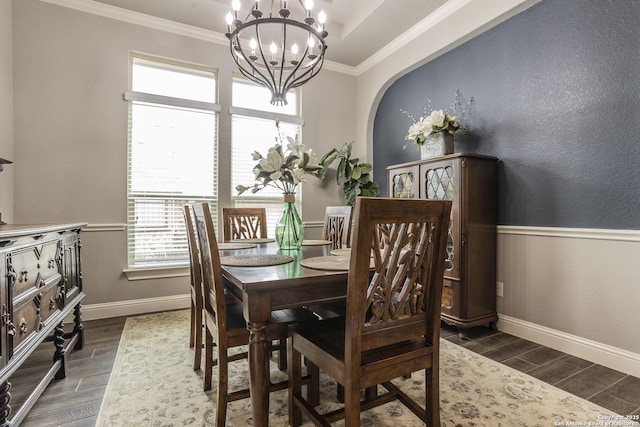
[497,225,640,242]
[84,223,126,232]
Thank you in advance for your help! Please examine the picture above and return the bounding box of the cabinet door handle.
[19,318,28,334]
[7,321,16,336]
[0,240,17,248]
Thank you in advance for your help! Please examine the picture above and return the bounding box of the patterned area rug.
[96,310,629,427]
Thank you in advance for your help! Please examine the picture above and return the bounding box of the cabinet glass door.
[389,166,418,199]
[424,165,456,273]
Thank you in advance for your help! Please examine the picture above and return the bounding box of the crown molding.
[354,0,541,75]
[38,0,537,78]
[39,0,228,45]
[39,0,358,75]
[354,0,472,74]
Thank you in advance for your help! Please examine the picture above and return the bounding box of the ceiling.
[92,0,450,67]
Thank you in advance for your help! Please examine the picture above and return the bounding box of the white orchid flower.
[259,148,285,172]
[292,168,306,184]
[269,170,283,181]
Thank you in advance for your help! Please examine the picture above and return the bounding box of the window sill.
[124,265,190,281]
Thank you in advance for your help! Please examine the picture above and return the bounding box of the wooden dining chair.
[321,205,353,249]
[222,207,268,242]
[192,202,319,427]
[288,197,452,427]
[184,205,205,371]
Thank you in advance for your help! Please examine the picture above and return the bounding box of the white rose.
[428,110,446,128]
[420,116,434,136]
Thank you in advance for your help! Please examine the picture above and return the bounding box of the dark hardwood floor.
[7,314,639,426]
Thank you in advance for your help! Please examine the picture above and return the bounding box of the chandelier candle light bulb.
[249,38,258,59]
[270,42,278,65]
[318,9,326,31]
[232,0,241,24]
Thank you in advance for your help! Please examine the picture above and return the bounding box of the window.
[230,78,303,232]
[125,55,219,268]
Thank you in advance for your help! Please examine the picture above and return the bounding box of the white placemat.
[301,239,332,246]
[300,255,350,271]
[218,242,258,250]
[230,238,275,244]
[220,254,293,267]
[329,248,351,256]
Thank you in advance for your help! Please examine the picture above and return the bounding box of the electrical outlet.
[496,281,504,297]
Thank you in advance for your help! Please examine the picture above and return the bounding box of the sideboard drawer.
[8,239,60,298]
[11,274,62,356]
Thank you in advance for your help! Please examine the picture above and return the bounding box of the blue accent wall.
[373,0,640,229]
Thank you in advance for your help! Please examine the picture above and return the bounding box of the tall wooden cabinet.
[387,153,498,338]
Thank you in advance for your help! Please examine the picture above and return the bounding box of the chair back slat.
[222,207,268,242]
[345,197,451,356]
[321,206,352,249]
[193,203,228,348]
[184,205,203,304]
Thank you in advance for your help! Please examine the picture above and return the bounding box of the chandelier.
[225,0,328,106]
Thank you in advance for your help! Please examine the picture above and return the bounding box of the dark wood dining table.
[220,241,349,427]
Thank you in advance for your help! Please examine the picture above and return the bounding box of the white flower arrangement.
[236,121,322,195]
[401,90,472,150]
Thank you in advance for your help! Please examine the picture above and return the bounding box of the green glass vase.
[275,193,304,250]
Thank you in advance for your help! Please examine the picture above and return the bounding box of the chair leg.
[278,338,287,371]
[364,385,377,400]
[204,326,213,391]
[425,367,440,427]
[337,383,344,403]
[189,302,195,348]
[193,308,203,371]
[288,340,303,427]
[305,357,320,407]
[216,348,229,427]
[344,381,361,427]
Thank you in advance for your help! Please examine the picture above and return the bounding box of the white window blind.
[126,56,219,268]
[230,79,303,234]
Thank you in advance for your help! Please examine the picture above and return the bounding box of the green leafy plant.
[319,142,380,206]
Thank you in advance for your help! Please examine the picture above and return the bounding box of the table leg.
[248,320,269,427]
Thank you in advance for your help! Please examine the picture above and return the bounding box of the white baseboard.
[498,314,640,378]
[78,294,190,321]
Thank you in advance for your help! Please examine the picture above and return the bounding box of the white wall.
[0,0,13,223]
[12,0,354,309]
